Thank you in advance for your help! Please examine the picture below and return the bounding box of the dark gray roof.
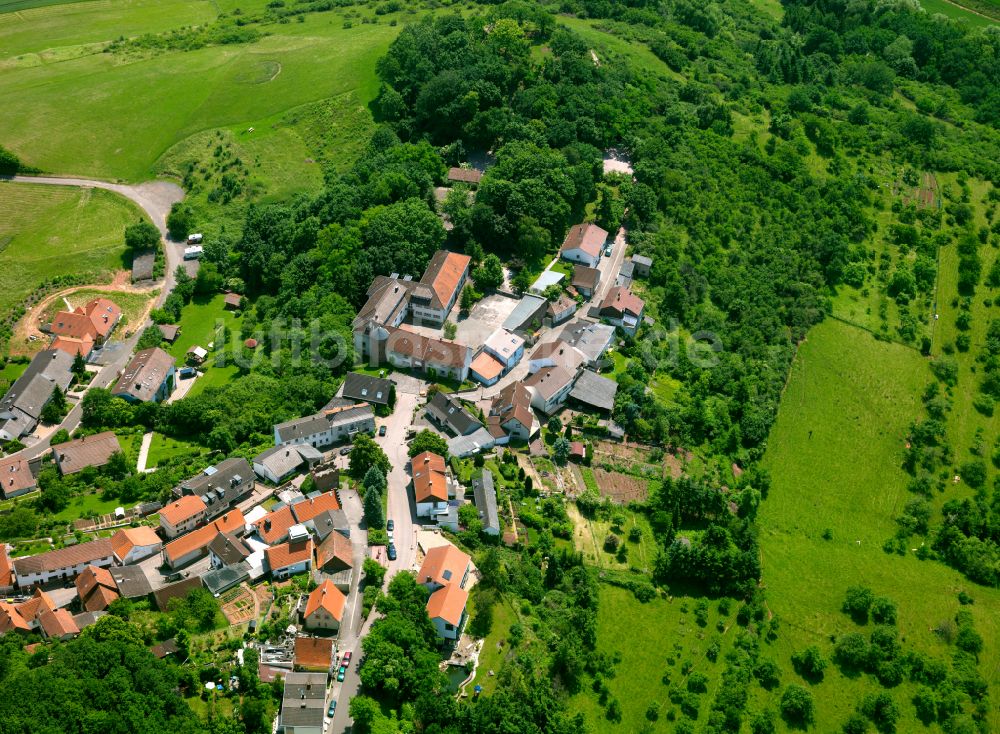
[111,347,175,402]
[177,458,253,514]
[202,564,249,596]
[426,391,481,436]
[131,249,156,282]
[342,372,393,405]
[253,445,319,481]
[569,369,618,411]
[109,565,153,598]
[560,319,615,364]
[280,672,327,729]
[472,470,500,534]
[619,260,635,279]
[0,349,74,422]
[208,532,250,566]
[312,509,350,541]
[274,404,374,443]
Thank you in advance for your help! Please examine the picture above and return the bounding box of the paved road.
[329,388,422,734]
[4,175,186,460]
[590,225,628,309]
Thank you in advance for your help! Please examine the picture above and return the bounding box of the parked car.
[604,244,613,256]
[387,544,397,561]
[342,651,352,665]
[378,425,387,437]
[386,519,394,531]
[339,446,352,456]
[337,666,346,682]
[387,530,394,543]
[328,700,336,717]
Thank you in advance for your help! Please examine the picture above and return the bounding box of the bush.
[780,684,814,727]
[791,645,827,682]
[842,585,874,623]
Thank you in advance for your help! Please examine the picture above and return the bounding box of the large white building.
[12,538,114,588]
[273,404,375,449]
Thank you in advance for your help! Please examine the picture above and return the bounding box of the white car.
[387,530,394,543]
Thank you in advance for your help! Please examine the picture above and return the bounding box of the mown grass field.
[0,0,402,181]
[761,318,1000,731]
[165,293,244,398]
[569,584,745,732]
[145,431,208,468]
[0,183,146,316]
[919,0,999,27]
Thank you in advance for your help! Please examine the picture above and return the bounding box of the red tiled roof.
[111,526,162,562]
[470,352,504,382]
[162,510,244,564]
[561,223,608,259]
[0,456,36,496]
[412,451,448,503]
[600,286,645,318]
[426,583,468,626]
[254,504,297,544]
[265,538,313,573]
[292,492,341,524]
[316,531,353,571]
[160,495,207,526]
[50,334,94,357]
[12,539,113,577]
[418,544,470,589]
[303,579,346,622]
[0,545,12,589]
[75,565,120,612]
[38,608,79,639]
[83,298,121,339]
[52,431,122,475]
[294,636,333,670]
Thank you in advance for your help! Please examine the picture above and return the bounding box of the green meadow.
[919,0,998,27]
[0,182,146,316]
[761,318,1000,730]
[0,0,401,181]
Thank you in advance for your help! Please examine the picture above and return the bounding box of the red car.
[342,651,353,665]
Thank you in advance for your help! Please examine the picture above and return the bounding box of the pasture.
[761,318,1000,730]
[919,0,999,27]
[0,0,401,181]
[0,182,145,318]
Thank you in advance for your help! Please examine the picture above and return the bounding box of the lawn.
[760,318,1000,731]
[51,490,124,523]
[0,182,147,317]
[919,0,998,27]
[0,3,402,181]
[166,293,242,363]
[0,360,28,386]
[469,595,518,695]
[145,431,209,468]
[569,584,743,731]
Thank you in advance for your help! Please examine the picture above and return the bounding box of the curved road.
[3,175,186,459]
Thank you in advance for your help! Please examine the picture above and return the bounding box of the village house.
[161,509,245,570]
[412,451,450,518]
[469,351,504,386]
[51,431,122,476]
[253,444,323,484]
[273,403,375,451]
[50,334,94,359]
[110,526,162,565]
[631,254,653,278]
[483,328,525,371]
[278,671,327,733]
[568,369,619,413]
[315,530,353,574]
[599,286,646,335]
[208,532,251,569]
[487,382,537,443]
[340,372,394,408]
[75,565,120,612]
[547,293,577,326]
[527,339,586,376]
[560,319,616,366]
[0,456,36,499]
[559,223,608,268]
[302,579,346,633]
[502,294,548,336]
[0,588,61,636]
[294,636,334,673]
[173,457,255,521]
[12,538,114,588]
[571,264,601,298]
[447,167,483,186]
[524,365,577,415]
[427,582,468,641]
[311,508,350,542]
[417,544,472,593]
[253,504,298,545]
[425,391,481,437]
[472,471,500,536]
[0,349,74,442]
[266,537,313,579]
[111,347,176,403]
[159,495,208,539]
[383,328,472,382]
[49,297,121,346]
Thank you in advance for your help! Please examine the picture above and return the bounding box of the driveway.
[589,226,628,308]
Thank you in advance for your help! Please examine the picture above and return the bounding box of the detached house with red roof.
[302,579,346,633]
[75,565,120,612]
[418,543,472,641]
[0,456,36,499]
[599,286,645,335]
[266,537,313,579]
[111,526,162,565]
[159,495,208,539]
[411,451,450,519]
[560,223,608,268]
[49,297,121,346]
